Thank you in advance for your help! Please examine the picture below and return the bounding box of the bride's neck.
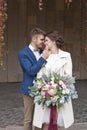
[50,46,59,54]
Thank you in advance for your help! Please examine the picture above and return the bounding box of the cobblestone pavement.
[0,123,87,130]
[0,80,87,128]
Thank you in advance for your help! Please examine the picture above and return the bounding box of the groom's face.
[33,34,45,49]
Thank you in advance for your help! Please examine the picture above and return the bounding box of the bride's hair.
[45,31,64,48]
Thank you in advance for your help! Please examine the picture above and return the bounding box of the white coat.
[33,49,74,129]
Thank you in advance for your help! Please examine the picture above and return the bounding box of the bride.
[33,31,74,130]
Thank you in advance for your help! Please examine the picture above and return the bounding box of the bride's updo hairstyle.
[45,31,64,49]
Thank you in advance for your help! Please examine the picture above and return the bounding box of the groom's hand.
[41,48,50,59]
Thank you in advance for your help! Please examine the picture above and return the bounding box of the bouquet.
[29,70,78,130]
[29,71,78,108]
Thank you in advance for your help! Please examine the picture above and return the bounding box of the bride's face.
[45,36,55,50]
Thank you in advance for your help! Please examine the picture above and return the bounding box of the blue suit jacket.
[18,45,47,95]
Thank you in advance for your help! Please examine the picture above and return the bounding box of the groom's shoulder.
[19,45,29,54]
[18,45,29,58]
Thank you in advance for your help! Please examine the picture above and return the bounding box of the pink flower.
[47,82,52,86]
[59,80,64,85]
[61,84,66,89]
[59,80,66,89]
[45,84,50,89]
[41,91,45,96]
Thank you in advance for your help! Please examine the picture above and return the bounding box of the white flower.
[51,77,55,82]
[51,96,58,102]
[65,88,70,94]
[48,88,57,96]
[60,97,65,104]
[33,80,35,84]
[37,85,42,89]
[62,88,70,94]
[36,91,39,94]
[62,90,66,94]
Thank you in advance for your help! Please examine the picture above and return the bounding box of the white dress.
[33,50,74,129]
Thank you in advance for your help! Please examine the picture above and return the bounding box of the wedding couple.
[18,28,74,130]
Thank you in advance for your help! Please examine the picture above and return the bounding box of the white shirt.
[29,44,40,60]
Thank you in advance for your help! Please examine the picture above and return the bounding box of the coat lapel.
[55,49,68,71]
[26,46,37,63]
[56,58,67,71]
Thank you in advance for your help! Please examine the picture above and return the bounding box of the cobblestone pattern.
[0,81,87,128]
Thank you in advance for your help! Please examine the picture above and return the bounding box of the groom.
[18,28,49,130]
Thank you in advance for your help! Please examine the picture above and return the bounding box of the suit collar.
[29,44,35,52]
[26,45,37,63]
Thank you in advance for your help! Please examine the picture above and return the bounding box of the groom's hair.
[30,28,46,40]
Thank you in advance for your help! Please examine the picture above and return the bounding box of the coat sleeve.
[64,53,72,76]
[18,51,47,76]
